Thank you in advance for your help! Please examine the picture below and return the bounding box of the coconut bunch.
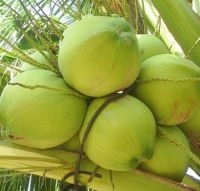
[0,15,200,189]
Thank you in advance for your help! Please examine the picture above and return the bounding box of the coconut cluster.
[0,15,200,182]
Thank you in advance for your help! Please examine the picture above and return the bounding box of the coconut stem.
[126,0,145,33]
[186,37,200,59]
[135,76,200,85]
[0,35,59,74]
[60,84,136,191]
[157,127,200,167]
[109,170,115,191]
[59,170,102,191]
[126,0,136,30]
[153,15,161,36]
[87,165,100,183]
[140,0,148,33]
[8,82,89,100]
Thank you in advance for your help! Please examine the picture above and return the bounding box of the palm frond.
[0,170,61,191]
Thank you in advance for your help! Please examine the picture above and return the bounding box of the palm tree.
[0,0,200,191]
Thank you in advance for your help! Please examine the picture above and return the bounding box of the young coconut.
[131,54,200,126]
[179,106,200,143]
[79,95,156,171]
[58,133,81,152]
[58,15,140,97]
[20,51,51,71]
[136,34,169,63]
[0,70,87,149]
[139,126,190,182]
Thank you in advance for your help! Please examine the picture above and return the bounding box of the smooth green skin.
[79,95,156,171]
[20,51,50,71]
[59,133,81,152]
[58,15,140,97]
[132,54,200,126]
[136,34,169,63]
[0,70,87,149]
[179,106,200,140]
[140,126,190,182]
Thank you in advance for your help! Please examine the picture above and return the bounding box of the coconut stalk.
[151,0,200,66]
[182,175,200,190]
[0,140,196,191]
[138,0,183,55]
[189,142,200,177]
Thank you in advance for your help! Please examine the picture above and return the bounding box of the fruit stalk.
[137,0,183,55]
[182,175,200,190]
[151,0,200,66]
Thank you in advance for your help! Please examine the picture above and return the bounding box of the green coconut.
[58,15,140,97]
[20,51,51,71]
[131,54,200,126]
[136,34,169,63]
[79,95,156,171]
[0,70,87,149]
[179,106,200,142]
[58,133,81,152]
[139,126,190,182]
